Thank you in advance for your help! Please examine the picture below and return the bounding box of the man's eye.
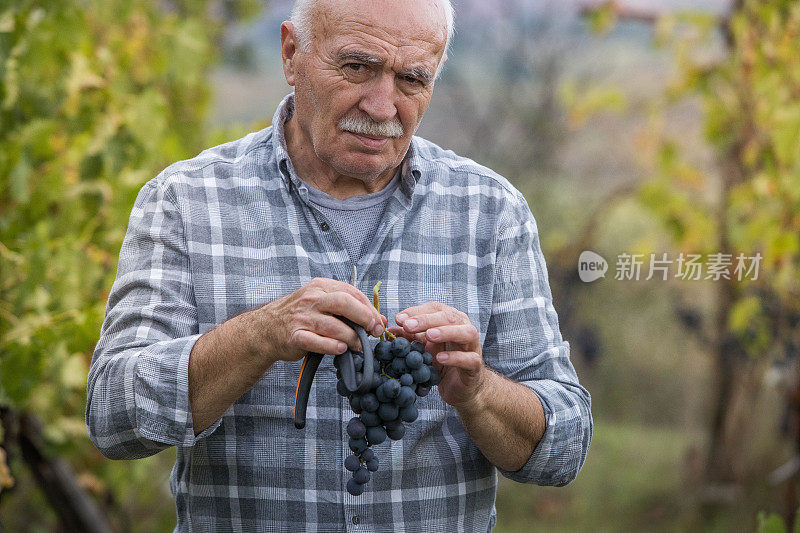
[344,64,365,74]
[402,76,422,87]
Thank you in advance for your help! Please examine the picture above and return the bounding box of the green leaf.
[9,152,31,202]
[729,296,760,333]
[560,81,627,128]
[757,511,787,533]
[60,353,88,390]
[586,3,618,35]
[0,9,14,33]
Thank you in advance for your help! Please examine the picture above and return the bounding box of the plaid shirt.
[86,94,592,532]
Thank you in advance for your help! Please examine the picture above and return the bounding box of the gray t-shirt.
[302,172,401,263]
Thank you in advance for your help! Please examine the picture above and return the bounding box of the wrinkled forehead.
[312,0,448,63]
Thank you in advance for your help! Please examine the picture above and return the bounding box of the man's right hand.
[256,277,386,363]
[188,277,385,434]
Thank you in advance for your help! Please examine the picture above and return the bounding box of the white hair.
[290,0,454,78]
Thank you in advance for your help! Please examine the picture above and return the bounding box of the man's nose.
[358,73,397,123]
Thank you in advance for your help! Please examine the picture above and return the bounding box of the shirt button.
[352,516,360,525]
[320,222,330,232]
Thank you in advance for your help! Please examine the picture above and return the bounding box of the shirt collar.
[271,93,422,205]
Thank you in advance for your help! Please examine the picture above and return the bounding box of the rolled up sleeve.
[86,177,220,460]
[485,191,592,485]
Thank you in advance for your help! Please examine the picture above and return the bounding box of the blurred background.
[1,0,799,531]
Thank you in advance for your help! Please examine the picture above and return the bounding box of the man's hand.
[388,301,546,473]
[387,302,487,409]
[189,277,385,434]
[257,277,386,362]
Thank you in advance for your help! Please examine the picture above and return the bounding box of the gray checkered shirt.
[86,94,592,532]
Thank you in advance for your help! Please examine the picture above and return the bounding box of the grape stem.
[372,281,383,341]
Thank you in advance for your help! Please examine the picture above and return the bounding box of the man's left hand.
[387,302,487,410]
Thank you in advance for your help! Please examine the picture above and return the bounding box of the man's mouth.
[348,132,390,150]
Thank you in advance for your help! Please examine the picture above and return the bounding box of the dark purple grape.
[349,395,363,414]
[361,393,379,412]
[390,337,410,357]
[366,425,387,445]
[366,457,379,472]
[375,341,393,362]
[395,386,416,408]
[377,402,399,422]
[375,385,390,403]
[399,404,419,423]
[344,454,361,472]
[338,321,441,496]
[347,478,365,495]
[428,366,441,386]
[347,417,366,439]
[380,379,400,399]
[348,437,368,454]
[405,351,423,369]
[390,357,408,375]
[411,365,430,384]
[386,421,406,440]
[353,467,371,484]
[361,448,375,461]
[360,411,381,427]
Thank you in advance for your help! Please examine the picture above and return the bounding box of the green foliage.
[586,0,800,359]
[756,509,800,533]
[1,0,214,411]
[495,421,698,532]
[585,2,618,35]
[667,0,800,356]
[757,512,787,533]
[0,0,260,527]
[560,80,627,129]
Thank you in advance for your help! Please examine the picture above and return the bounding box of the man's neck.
[284,114,398,200]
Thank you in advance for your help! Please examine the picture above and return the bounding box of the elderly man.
[86,0,592,530]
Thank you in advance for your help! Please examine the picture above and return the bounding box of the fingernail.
[428,328,441,340]
[405,318,418,330]
[396,313,408,324]
[337,342,348,353]
[438,352,449,362]
[368,318,376,331]
[373,325,384,337]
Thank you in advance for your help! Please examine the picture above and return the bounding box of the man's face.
[282,0,447,181]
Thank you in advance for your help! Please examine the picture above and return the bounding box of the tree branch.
[17,414,113,533]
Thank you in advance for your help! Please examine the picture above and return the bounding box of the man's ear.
[281,21,298,86]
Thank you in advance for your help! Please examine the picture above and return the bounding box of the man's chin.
[328,155,398,180]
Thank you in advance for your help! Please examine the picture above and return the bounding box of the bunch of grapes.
[334,336,441,495]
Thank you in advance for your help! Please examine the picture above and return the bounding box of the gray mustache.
[338,115,403,138]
